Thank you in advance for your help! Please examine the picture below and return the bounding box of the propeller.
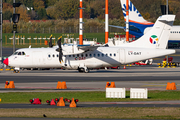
[49,34,53,48]
[56,36,63,63]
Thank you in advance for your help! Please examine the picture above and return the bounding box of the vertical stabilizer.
[120,0,154,25]
[121,15,175,49]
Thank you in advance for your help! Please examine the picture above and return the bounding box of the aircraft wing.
[77,44,102,52]
[109,25,125,29]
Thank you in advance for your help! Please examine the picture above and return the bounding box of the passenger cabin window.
[77,54,79,57]
[110,54,112,56]
[81,54,84,57]
[89,54,92,57]
[57,54,59,57]
[73,55,75,57]
[105,54,108,57]
[86,54,88,57]
[53,54,55,57]
[69,55,71,57]
[114,53,116,57]
[94,54,96,57]
[98,54,100,57]
[102,54,104,57]
[48,54,51,57]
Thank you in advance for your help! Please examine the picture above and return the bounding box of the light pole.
[0,0,2,65]
[166,0,168,15]
[166,0,168,63]
[12,1,21,53]
[13,0,15,53]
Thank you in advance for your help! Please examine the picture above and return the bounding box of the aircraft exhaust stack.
[105,0,109,44]
[79,0,83,45]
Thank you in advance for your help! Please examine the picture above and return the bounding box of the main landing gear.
[78,67,89,73]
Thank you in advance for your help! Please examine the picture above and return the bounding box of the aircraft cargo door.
[32,52,43,65]
[119,49,125,64]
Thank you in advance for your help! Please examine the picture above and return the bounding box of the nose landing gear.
[13,70,20,73]
[13,67,20,73]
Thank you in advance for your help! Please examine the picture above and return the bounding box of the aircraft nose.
[3,58,9,66]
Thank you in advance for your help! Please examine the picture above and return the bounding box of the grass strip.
[2,33,116,48]
[0,91,180,103]
[0,107,180,119]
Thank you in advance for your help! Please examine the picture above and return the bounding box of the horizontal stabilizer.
[77,45,102,52]
[109,25,124,29]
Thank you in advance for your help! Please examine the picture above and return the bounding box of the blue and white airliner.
[110,0,180,47]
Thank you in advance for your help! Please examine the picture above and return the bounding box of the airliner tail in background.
[120,0,154,37]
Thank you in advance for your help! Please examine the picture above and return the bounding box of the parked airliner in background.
[3,15,176,73]
[110,0,180,45]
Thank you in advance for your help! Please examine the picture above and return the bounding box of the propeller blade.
[57,36,63,63]
[49,34,53,48]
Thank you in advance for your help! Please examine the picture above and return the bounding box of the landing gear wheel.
[13,70,19,73]
[78,68,84,73]
[84,68,89,73]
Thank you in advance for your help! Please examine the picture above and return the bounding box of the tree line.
[2,0,180,34]
[2,0,180,20]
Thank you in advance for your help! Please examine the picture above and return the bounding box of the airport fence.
[16,26,123,34]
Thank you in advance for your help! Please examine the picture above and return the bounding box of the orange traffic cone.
[9,81,15,88]
[171,82,177,90]
[5,81,9,88]
[166,82,177,90]
[105,82,111,88]
[110,82,116,88]
[69,98,76,108]
[166,82,171,90]
[57,97,65,106]
[57,81,62,89]
[62,81,67,89]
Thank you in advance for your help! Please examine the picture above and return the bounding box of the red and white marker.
[79,0,83,45]
[105,0,109,44]
[126,0,129,42]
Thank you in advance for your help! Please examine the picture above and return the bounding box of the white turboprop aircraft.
[110,0,180,44]
[3,15,176,73]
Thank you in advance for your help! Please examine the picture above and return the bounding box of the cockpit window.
[18,52,22,55]
[22,52,25,55]
[13,52,18,55]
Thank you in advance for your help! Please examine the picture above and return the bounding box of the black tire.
[78,68,84,72]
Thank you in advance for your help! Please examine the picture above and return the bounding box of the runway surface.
[1,66,180,92]
[1,100,180,108]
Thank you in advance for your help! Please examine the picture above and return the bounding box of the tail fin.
[120,0,154,25]
[122,15,175,49]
